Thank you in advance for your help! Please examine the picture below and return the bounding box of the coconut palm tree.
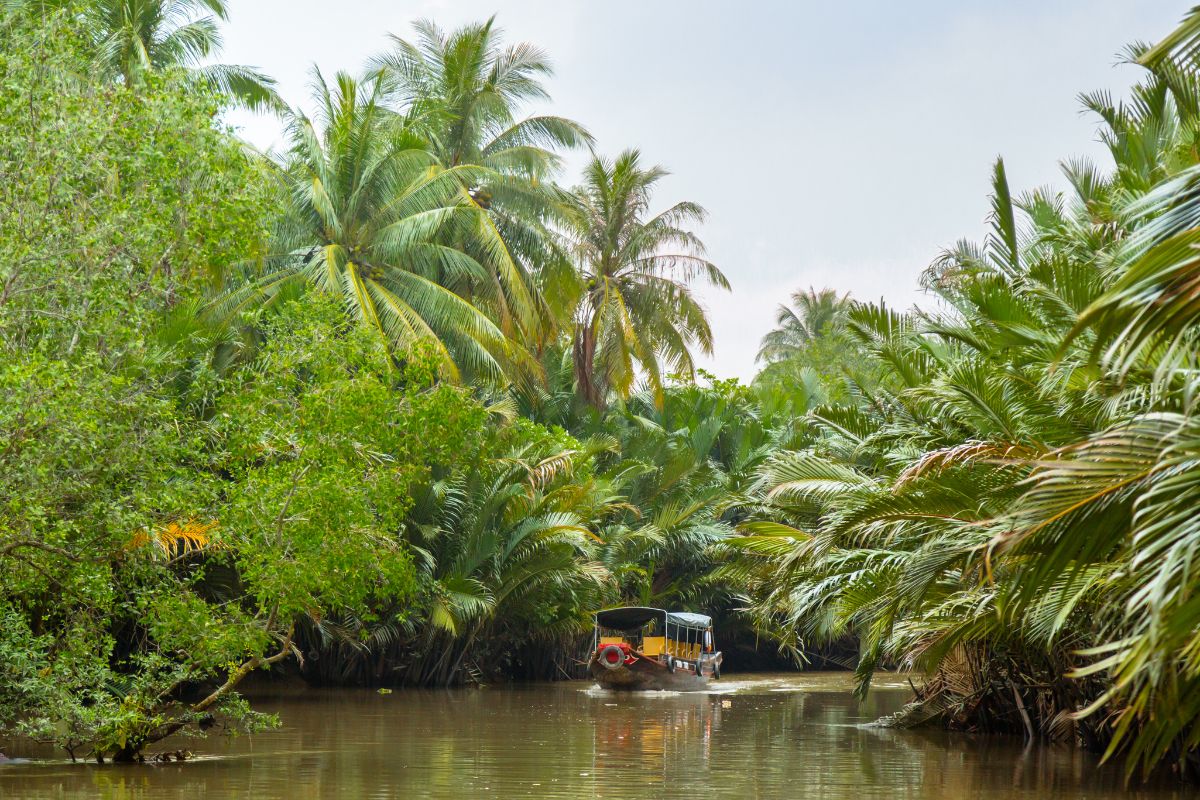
[213,68,541,384]
[371,17,593,346]
[756,288,851,364]
[371,17,590,176]
[9,0,282,110]
[564,149,729,408]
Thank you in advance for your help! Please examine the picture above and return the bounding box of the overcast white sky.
[219,1,1185,381]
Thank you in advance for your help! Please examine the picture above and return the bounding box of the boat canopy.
[595,606,712,631]
[667,612,712,630]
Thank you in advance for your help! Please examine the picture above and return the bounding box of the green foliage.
[213,67,538,385]
[0,5,746,758]
[0,350,237,760]
[0,10,476,759]
[564,149,730,407]
[0,16,266,755]
[16,0,1200,783]
[752,287,891,412]
[6,0,283,110]
[729,31,1200,780]
[371,16,591,175]
[370,17,592,353]
[0,7,274,354]
[214,296,491,620]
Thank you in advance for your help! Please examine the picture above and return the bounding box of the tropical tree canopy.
[372,17,591,174]
[565,149,730,407]
[15,0,1200,783]
[372,17,593,349]
[213,67,544,385]
[9,0,282,110]
[756,288,851,364]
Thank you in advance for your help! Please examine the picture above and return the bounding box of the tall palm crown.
[13,0,281,110]
[216,68,537,384]
[372,18,593,347]
[756,287,851,364]
[565,149,729,408]
[372,17,590,173]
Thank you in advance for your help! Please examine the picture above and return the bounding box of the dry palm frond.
[129,519,220,559]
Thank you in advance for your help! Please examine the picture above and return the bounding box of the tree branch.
[192,628,295,714]
[0,539,81,561]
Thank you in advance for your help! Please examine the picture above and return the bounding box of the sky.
[218,1,1187,381]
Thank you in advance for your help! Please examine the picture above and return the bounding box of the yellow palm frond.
[129,519,220,559]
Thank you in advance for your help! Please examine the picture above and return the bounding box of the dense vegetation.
[0,3,752,762]
[724,39,1200,780]
[6,0,1200,783]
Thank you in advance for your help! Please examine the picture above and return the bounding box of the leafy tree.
[0,7,274,355]
[212,297,488,688]
[7,0,282,110]
[0,12,445,761]
[0,353,232,762]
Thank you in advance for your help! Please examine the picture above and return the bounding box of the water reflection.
[0,673,1189,799]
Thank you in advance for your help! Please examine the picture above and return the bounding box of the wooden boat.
[587,606,722,691]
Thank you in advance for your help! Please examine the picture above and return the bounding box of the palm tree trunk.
[572,326,603,408]
[444,621,486,687]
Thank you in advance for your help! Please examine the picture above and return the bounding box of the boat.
[587,606,723,690]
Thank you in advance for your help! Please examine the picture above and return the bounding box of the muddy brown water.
[0,672,1190,798]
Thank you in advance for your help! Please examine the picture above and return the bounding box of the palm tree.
[1141,6,1200,68]
[371,17,590,176]
[214,68,540,384]
[594,384,764,607]
[564,149,729,408]
[723,84,1200,774]
[10,0,282,110]
[371,17,593,346]
[756,287,851,364]
[302,433,614,687]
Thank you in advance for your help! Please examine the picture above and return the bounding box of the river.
[0,672,1189,798]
